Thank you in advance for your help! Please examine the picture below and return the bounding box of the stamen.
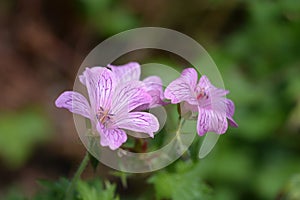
[96,107,114,125]
[196,88,209,100]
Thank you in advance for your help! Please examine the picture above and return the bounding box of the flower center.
[96,107,114,125]
[196,87,209,100]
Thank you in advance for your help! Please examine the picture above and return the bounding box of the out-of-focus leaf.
[0,108,51,168]
[196,140,254,184]
[34,178,70,200]
[148,161,212,200]
[254,155,300,199]
[1,188,27,200]
[77,179,119,200]
[2,178,119,200]
[285,174,300,200]
[76,0,138,35]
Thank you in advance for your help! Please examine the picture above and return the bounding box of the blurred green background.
[0,0,300,199]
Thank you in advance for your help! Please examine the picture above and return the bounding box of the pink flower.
[55,67,159,150]
[164,68,238,136]
[108,62,165,109]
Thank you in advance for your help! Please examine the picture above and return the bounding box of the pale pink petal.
[55,91,91,119]
[209,97,228,114]
[111,81,152,114]
[164,78,197,105]
[143,76,164,97]
[208,110,228,134]
[225,99,235,117]
[226,99,238,127]
[197,107,228,136]
[197,107,210,136]
[114,112,159,138]
[228,116,238,127]
[143,76,165,107]
[98,69,115,109]
[181,68,198,88]
[97,123,127,150]
[81,68,100,111]
[79,67,104,86]
[196,77,229,113]
[197,75,210,88]
[198,75,229,97]
[211,88,229,97]
[164,68,199,105]
[81,67,115,111]
[146,90,167,108]
[108,62,140,84]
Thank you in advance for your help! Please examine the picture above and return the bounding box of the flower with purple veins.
[164,68,238,136]
[55,67,159,150]
[108,62,165,109]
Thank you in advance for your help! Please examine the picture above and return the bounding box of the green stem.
[65,152,90,200]
[177,117,186,133]
[176,117,186,152]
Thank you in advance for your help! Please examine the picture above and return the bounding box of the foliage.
[207,0,300,199]
[1,0,300,200]
[0,108,51,168]
[34,178,70,200]
[149,161,212,200]
[76,0,139,35]
[284,174,300,200]
[214,0,300,141]
[76,180,119,200]
[1,178,119,200]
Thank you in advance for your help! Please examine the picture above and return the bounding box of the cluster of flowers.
[55,62,237,150]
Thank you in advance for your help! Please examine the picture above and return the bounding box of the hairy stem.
[65,151,90,200]
[176,117,186,153]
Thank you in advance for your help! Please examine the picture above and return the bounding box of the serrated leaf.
[149,161,212,200]
[77,179,119,200]
[34,178,70,200]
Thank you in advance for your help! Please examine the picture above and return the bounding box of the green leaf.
[148,161,212,200]
[0,108,51,168]
[34,178,70,200]
[1,188,27,200]
[285,174,300,200]
[77,179,119,200]
[76,0,139,35]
